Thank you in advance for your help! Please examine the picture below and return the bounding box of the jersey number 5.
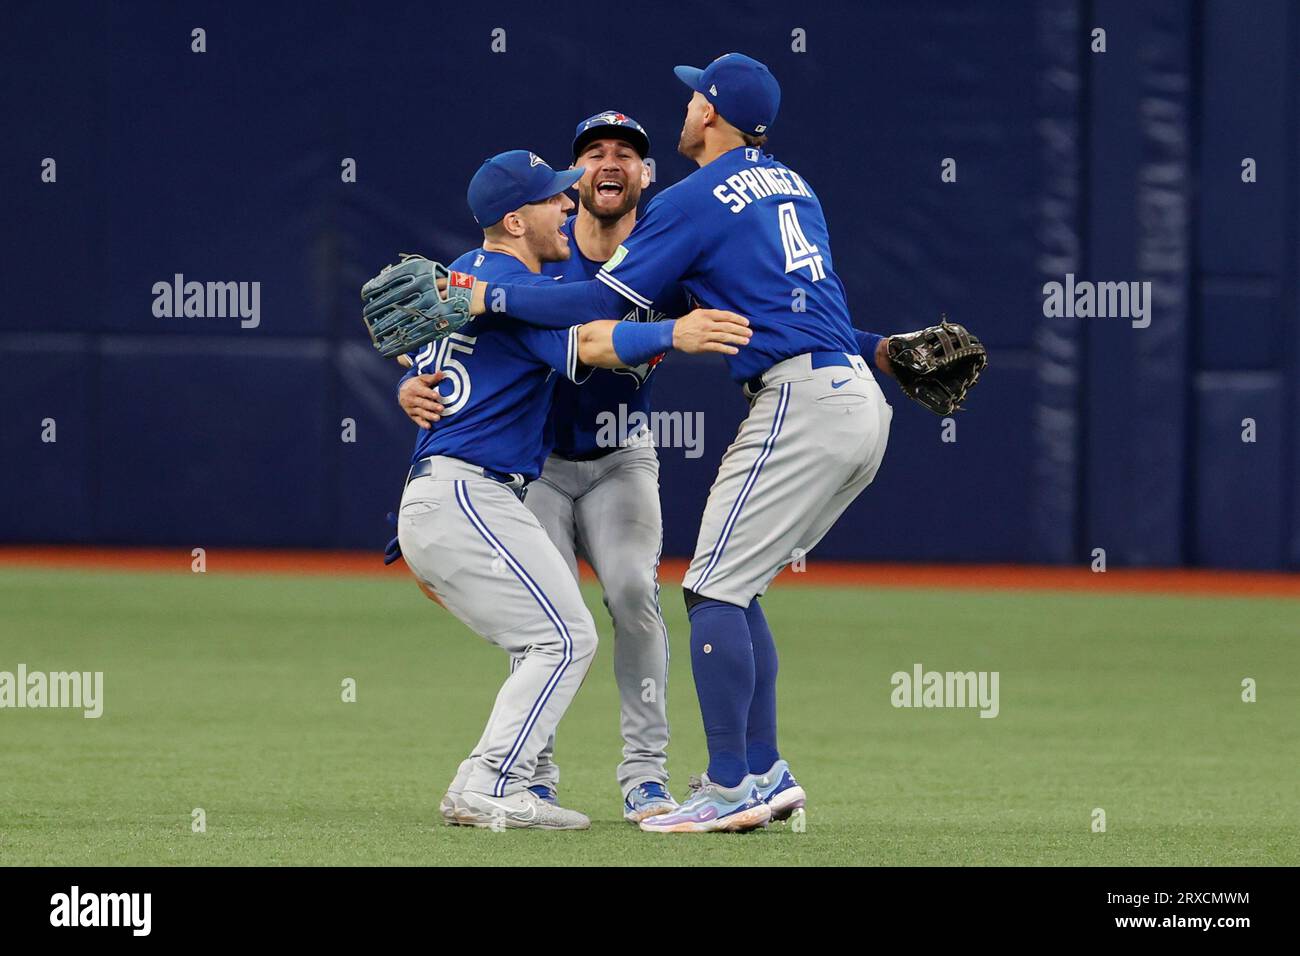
[416,332,476,416]
[778,202,826,282]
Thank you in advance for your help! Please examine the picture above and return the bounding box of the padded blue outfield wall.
[1,0,1297,568]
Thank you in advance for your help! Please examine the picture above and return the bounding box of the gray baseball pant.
[397,456,599,798]
[685,352,892,605]
[523,443,671,797]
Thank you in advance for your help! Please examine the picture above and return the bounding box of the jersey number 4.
[416,332,476,416]
[778,202,825,282]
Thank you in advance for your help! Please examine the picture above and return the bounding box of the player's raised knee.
[566,618,600,662]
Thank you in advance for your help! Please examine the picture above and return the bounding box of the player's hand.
[672,309,752,355]
[399,371,447,429]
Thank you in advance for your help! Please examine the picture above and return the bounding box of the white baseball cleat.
[439,790,470,826]
[458,789,591,830]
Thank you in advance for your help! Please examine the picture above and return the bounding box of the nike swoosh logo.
[479,795,536,822]
[831,379,850,389]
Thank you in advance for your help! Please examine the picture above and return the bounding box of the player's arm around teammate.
[396,322,882,431]
[576,311,748,366]
[397,309,748,428]
[399,335,883,434]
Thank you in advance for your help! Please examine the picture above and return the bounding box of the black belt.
[406,458,530,500]
[555,445,621,463]
[743,350,854,394]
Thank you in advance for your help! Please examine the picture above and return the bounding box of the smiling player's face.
[574,137,647,222]
[517,191,576,264]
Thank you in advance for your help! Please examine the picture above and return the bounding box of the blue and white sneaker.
[754,759,806,821]
[638,774,771,834]
[623,782,679,823]
[527,784,558,805]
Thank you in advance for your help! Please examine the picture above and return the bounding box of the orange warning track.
[1,546,1297,598]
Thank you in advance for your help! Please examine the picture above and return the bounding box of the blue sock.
[688,599,753,788]
[745,599,780,774]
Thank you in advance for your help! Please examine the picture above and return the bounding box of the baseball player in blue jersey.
[401,114,689,823]
[388,149,751,829]
[444,55,897,833]
[530,113,694,821]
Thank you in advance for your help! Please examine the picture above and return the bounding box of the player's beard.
[578,177,641,223]
[528,221,572,264]
[677,112,705,160]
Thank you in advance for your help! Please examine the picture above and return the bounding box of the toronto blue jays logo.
[614,304,667,385]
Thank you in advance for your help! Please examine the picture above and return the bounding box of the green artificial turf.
[0,567,1295,866]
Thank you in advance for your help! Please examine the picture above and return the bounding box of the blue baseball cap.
[673,53,781,137]
[466,150,584,227]
[572,110,650,159]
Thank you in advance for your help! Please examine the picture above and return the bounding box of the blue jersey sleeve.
[514,324,593,385]
[594,197,700,310]
[490,197,701,327]
[490,270,628,328]
[854,329,885,362]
